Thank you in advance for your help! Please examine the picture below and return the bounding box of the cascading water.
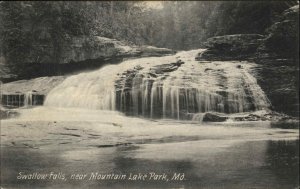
[44,49,270,120]
[24,92,33,107]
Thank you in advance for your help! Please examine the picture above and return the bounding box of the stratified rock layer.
[196,34,265,61]
[1,36,175,82]
[196,5,299,117]
[1,76,65,108]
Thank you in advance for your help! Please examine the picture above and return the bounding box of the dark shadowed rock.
[254,5,299,117]
[0,107,20,119]
[201,111,297,123]
[1,76,65,108]
[259,5,299,59]
[202,112,228,122]
[232,110,296,122]
[13,36,175,65]
[196,34,264,61]
[1,36,175,82]
[197,5,299,117]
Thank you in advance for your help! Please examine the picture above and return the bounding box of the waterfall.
[24,92,33,107]
[44,49,270,119]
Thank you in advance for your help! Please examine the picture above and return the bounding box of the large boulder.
[202,112,228,122]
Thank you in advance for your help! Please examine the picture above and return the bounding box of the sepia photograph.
[0,1,299,189]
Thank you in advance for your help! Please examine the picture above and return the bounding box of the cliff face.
[262,5,299,58]
[196,34,265,61]
[0,36,174,82]
[197,5,299,61]
[19,36,174,64]
[196,5,299,117]
[255,5,299,117]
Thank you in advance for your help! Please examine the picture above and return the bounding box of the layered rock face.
[1,36,174,82]
[201,110,295,122]
[1,76,65,108]
[33,36,174,64]
[196,34,265,61]
[262,5,299,58]
[196,5,299,117]
[254,5,299,117]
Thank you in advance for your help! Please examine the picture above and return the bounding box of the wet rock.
[201,110,297,122]
[149,73,158,78]
[114,58,186,117]
[139,46,175,57]
[232,111,296,122]
[204,68,213,72]
[1,76,64,108]
[196,34,264,61]
[152,60,185,74]
[134,65,143,70]
[1,93,45,108]
[254,58,299,117]
[115,59,185,93]
[234,114,262,121]
[202,112,228,122]
[0,108,20,119]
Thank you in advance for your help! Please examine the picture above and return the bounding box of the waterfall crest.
[44,49,270,119]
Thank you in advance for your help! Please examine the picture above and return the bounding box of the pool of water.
[1,108,299,189]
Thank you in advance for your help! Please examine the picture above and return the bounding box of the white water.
[24,92,33,107]
[44,49,270,119]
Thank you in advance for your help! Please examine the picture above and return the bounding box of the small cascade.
[24,92,33,107]
[192,113,205,123]
[44,49,270,120]
[1,92,44,108]
[1,94,24,107]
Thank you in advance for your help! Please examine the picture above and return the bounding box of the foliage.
[0,1,89,74]
[0,0,298,70]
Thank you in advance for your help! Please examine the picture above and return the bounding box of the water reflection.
[1,139,299,189]
[270,121,299,129]
[265,140,299,187]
